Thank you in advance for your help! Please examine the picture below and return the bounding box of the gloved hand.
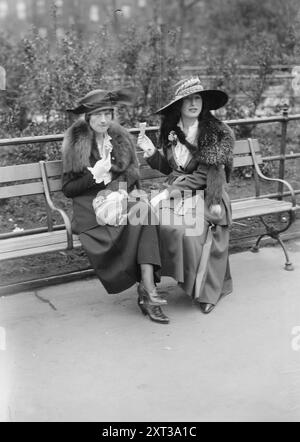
[137,134,156,157]
[89,156,112,184]
[150,189,169,208]
[209,204,222,217]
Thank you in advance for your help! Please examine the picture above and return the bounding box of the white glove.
[88,157,112,184]
[210,204,222,217]
[137,134,156,157]
[150,189,169,208]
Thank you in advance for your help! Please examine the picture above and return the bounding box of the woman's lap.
[157,206,231,300]
[80,220,161,294]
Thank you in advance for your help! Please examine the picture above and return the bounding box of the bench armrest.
[39,161,73,249]
[248,139,297,209]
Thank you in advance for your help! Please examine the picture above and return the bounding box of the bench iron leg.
[251,234,267,253]
[276,236,294,271]
[251,215,294,271]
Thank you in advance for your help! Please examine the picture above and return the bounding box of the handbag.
[93,190,128,226]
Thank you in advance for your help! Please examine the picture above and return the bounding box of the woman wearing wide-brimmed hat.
[138,77,235,314]
[62,88,169,324]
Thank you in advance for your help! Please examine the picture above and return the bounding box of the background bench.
[0,138,298,271]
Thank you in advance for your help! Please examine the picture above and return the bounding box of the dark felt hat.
[156,77,228,114]
[67,87,136,115]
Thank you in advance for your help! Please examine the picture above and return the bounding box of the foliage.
[115,24,181,126]
[0,0,299,166]
[0,20,181,163]
[204,0,299,60]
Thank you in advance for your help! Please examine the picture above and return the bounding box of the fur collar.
[170,117,235,181]
[62,119,138,174]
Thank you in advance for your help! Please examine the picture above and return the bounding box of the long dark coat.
[61,119,161,294]
[62,119,140,234]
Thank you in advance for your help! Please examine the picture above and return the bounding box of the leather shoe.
[199,303,215,314]
[138,293,170,324]
[138,283,167,306]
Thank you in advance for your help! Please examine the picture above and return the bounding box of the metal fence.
[1,108,300,201]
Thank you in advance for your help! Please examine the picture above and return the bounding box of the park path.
[1,242,300,422]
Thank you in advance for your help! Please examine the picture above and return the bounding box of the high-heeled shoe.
[137,283,167,306]
[199,303,215,314]
[138,293,170,324]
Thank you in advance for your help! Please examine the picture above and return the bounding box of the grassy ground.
[1,122,300,286]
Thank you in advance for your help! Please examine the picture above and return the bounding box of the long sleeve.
[167,163,208,194]
[62,168,105,198]
[168,164,226,206]
[146,149,173,176]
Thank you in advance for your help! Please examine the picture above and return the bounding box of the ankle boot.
[137,292,169,324]
[138,283,167,306]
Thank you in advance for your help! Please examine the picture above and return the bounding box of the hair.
[158,98,219,155]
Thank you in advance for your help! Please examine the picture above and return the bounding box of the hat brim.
[155,90,228,115]
[66,87,137,115]
[66,104,115,115]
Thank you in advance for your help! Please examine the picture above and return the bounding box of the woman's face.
[89,109,113,134]
[181,93,203,119]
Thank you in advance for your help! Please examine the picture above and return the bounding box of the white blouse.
[173,119,197,169]
[88,133,113,185]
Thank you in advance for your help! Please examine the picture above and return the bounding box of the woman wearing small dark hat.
[62,87,169,324]
[138,77,235,314]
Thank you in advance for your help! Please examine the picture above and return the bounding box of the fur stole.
[62,119,140,190]
[171,116,235,183]
[169,116,235,207]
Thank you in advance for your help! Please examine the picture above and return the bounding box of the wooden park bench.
[0,138,299,274]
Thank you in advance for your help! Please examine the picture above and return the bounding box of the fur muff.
[62,119,140,190]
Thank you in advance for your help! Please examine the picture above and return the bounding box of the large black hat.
[67,87,136,115]
[156,77,228,114]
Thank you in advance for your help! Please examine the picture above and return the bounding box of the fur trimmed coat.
[61,119,140,233]
[62,119,140,190]
[146,117,235,222]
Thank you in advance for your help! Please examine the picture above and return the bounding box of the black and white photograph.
[0,0,300,424]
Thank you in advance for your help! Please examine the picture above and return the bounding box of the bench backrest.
[232,139,262,167]
[0,163,45,199]
[0,138,263,198]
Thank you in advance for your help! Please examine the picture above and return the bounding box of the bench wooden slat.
[232,198,293,219]
[0,163,41,183]
[232,198,285,209]
[0,230,69,251]
[0,231,80,261]
[0,182,44,199]
[234,154,263,167]
[233,139,260,155]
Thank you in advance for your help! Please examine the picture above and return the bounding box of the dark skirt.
[79,202,161,294]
